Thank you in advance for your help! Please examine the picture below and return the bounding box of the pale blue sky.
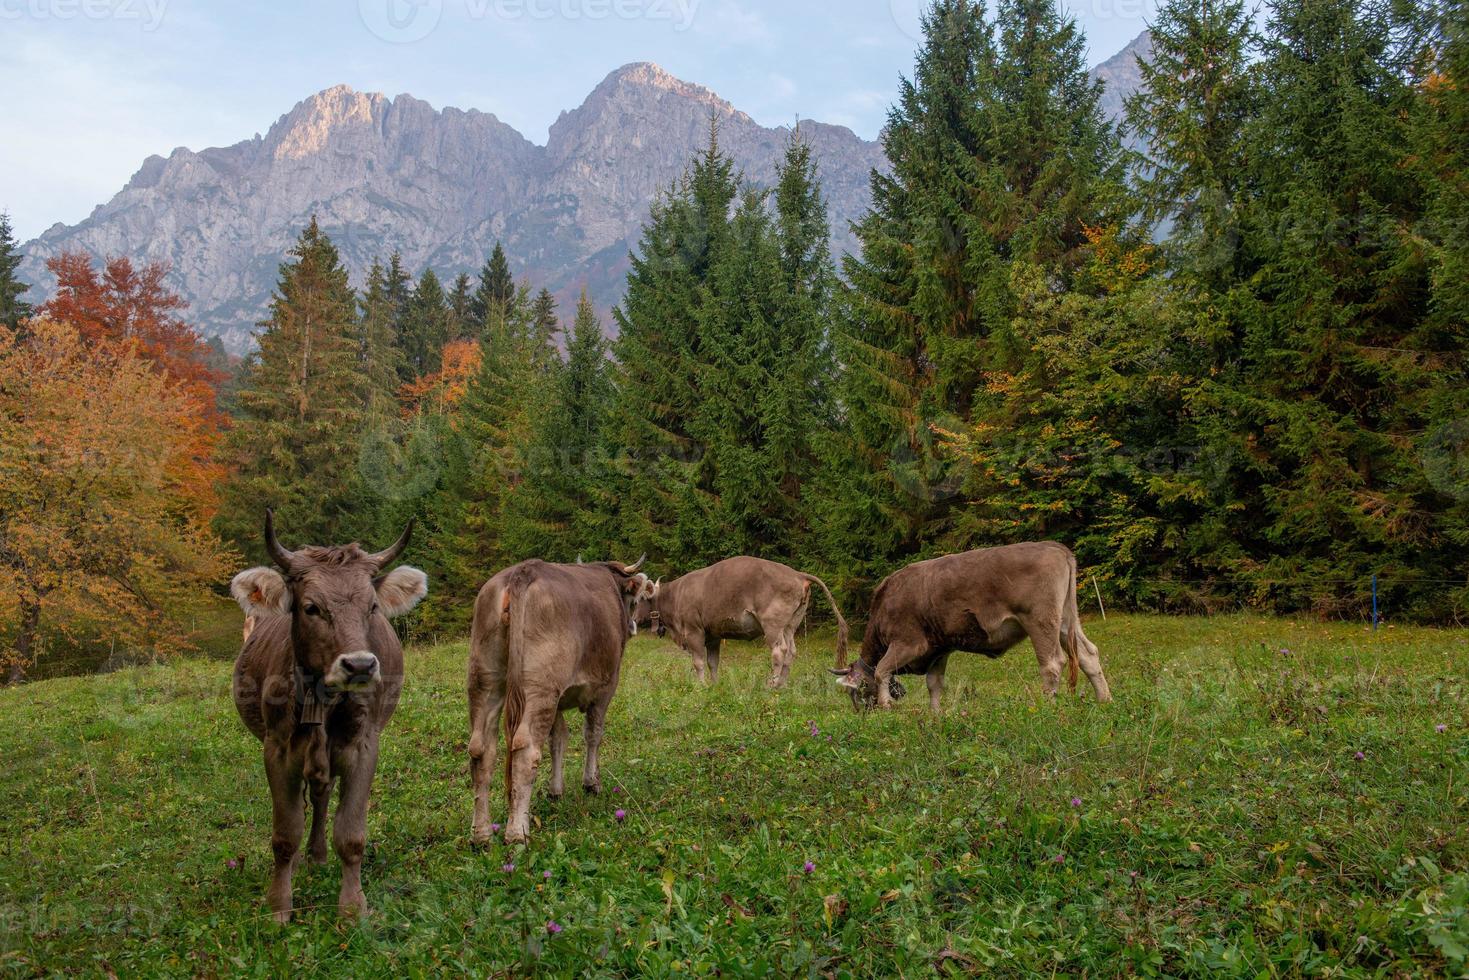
[1,0,1154,241]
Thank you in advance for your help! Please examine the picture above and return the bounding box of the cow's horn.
[623,553,646,573]
[264,509,299,572]
[576,554,583,564]
[366,519,415,569]
[828,668,850,676]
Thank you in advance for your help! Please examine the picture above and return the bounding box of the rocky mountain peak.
[19,38,1149,351]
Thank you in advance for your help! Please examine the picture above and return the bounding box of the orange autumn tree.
[0,320,230,683]
[39,251,227,518]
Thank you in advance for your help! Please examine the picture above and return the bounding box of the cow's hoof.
[272,907,292,926]
[338,896,368,920]
[470,831,493,849]
[582,781,600,796]
[308,843,330,865]
[504,829,529,845]
[547,790,563,802]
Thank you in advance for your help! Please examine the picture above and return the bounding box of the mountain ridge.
[19,35,1149,351]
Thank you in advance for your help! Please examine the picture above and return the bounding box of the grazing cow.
[632,556,849,687]
[467,556,650,845]
[830,542,1111,711]
[230,511,427,923]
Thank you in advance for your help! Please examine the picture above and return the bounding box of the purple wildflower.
[802,861,815,874]
[1354,751,1365,761]
[1053,854,1065,864]
[543,869,553,880]
[490,822,501,832]
[1437,724,1448,733]
[546,921,563,935]
[1070,797,1082,808]
[502,862,515,873]
[227,858,238,870]
[808,721,820,737]
[614,809,627,822]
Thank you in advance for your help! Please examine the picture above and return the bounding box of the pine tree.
[0,213,31,330]
[609,118,739,564]
[216,218,369,557]
[1209,0,1446,614]
[1418,0,1469,615]
[358,259,406,411]
[1125,0,1257,287]
[421,284,553,627]
[448,271,474,339]
[471,243,515,330]
[529,287,559,350]
[505,291,613,561]
[401,268,451,379]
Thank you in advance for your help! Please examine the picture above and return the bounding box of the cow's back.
[869,542,1075,653]
[677,556,802,623]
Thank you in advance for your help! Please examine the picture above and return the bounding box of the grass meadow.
[2,614,1468,977]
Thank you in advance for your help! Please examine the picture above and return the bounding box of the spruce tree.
[471,243,515,329]
[401,268,451,378]
[505,291,613,561]
[529,287,559,349]
[217,218,368,556]
[1124,0,1257,287]
[609,119,739,564]
[358,259,406,411]
[0,213,32,330]
[1211,0,1445,614]
[448,271,474,339]
[422,282,553,626]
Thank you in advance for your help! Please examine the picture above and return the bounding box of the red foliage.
[40,252,225,417]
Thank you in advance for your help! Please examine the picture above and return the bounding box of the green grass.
[3,615,1469,977]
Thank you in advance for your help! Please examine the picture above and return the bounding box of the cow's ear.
[375,566,428,617]
[230,567,290,617]
[622,572,649,597]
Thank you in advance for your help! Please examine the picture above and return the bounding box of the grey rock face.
[20,38,1147,350]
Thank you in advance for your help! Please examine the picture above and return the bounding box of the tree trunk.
[9,598,39,685]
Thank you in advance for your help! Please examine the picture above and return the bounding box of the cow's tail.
[1062,553,1082,694]
[500,565,537,802]
[803,573,850,669]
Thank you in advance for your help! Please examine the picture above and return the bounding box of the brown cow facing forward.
[632,556,849,687]
[230,511,427,923]
[468,556,650,845]
[830,542,1111,711]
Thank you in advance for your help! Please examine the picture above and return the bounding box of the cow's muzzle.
[325,651,380,690]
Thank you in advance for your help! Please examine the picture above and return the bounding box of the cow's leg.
[333,733,380,919]
[687,633,710,685]
[582,699,609,794]
[468,664,505,845]
[1073,626,1113,702]
[506,702,556,843]
[873,644,927,709]
[925,653,950,713]
[307,775,332,864]
[764,627,786,688]
[547,710,568,800]
[779,627,798,686]
[1029,618,1068,697]
[706,636,722,684]
[263,738,305,924]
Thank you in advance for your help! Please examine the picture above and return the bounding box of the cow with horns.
[230,511,428,922]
